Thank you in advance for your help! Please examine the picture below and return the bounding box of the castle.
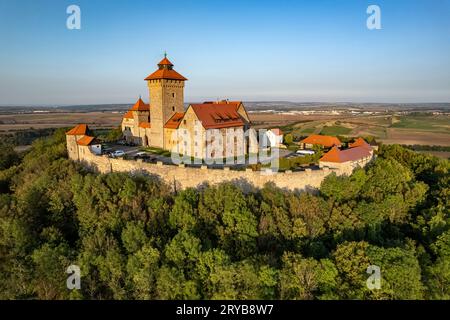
[121,55,256,159]
[65,55,375,192]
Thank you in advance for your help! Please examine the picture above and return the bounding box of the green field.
[320,125,352,136]
[391,115,450,133]
[300,127,316,134]
[276,114,449,147]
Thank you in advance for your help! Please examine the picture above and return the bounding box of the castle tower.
[145,55,187,149]
[130,97,150,125]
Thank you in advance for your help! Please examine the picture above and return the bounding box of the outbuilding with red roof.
[299,134,341,149]
[319,139,374,174]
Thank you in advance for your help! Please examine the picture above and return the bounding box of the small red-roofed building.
[319,139,374,174]
[66,124,102,160]
[349,137,379,151]
[299,134,341,150]
[121,97,151,146]
[349,137,371,149]
[164,112,185,153]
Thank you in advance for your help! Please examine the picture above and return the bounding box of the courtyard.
[101,142,308,170]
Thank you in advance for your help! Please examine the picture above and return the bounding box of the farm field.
[0,110,448,147]
[382,128,450,146]
[320,125,352,136]
[390,115,450,132]
[275,113,450,147]
[0,111,122,133]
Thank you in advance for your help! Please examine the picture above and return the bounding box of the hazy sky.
[1,0,449,105]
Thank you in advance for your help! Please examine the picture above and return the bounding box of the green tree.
[0,143,19,170]
[366,244,424,299]
[279,252,338,299]
[126,244,160,299]
[156,265,200,299]
[284,133,293,145]
[199,183,258,259]
[31,242,72,299]
[426,231,450,299]
[332,241,371,299]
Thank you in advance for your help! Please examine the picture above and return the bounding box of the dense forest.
[0,129,448,300]
[0,128,59,146]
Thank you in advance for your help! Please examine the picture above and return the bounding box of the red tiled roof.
[66,124,88,136]
[164,112,185,129]
[300,134,341,148]
[190,103,245,129]
[205,100,241,109]
[138,122,151,129]
[130,98,150,111]
[123,110,133,119]
[270,128,283,135]
[145,56,187,81]
[158,57,173,66]
[349,137,371,149]
[320,146,372,163]
[229,101,250,121]
[76,135,100,146]
[145,68,187,81]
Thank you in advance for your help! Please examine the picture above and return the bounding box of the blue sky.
[0,0,449,105]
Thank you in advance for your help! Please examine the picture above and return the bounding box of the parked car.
[110,150,126,158]
[296,149,315,155]
[134,152,151,160]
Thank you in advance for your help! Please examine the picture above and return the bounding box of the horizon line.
[1,101,450,108]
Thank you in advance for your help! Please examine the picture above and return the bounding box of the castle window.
[172,106,175,112]
[183,120,187,125]
[172,93,175,98]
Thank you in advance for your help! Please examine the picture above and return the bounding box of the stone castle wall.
[77,149,346,192]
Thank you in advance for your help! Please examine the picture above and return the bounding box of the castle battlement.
[75,147,346,192]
